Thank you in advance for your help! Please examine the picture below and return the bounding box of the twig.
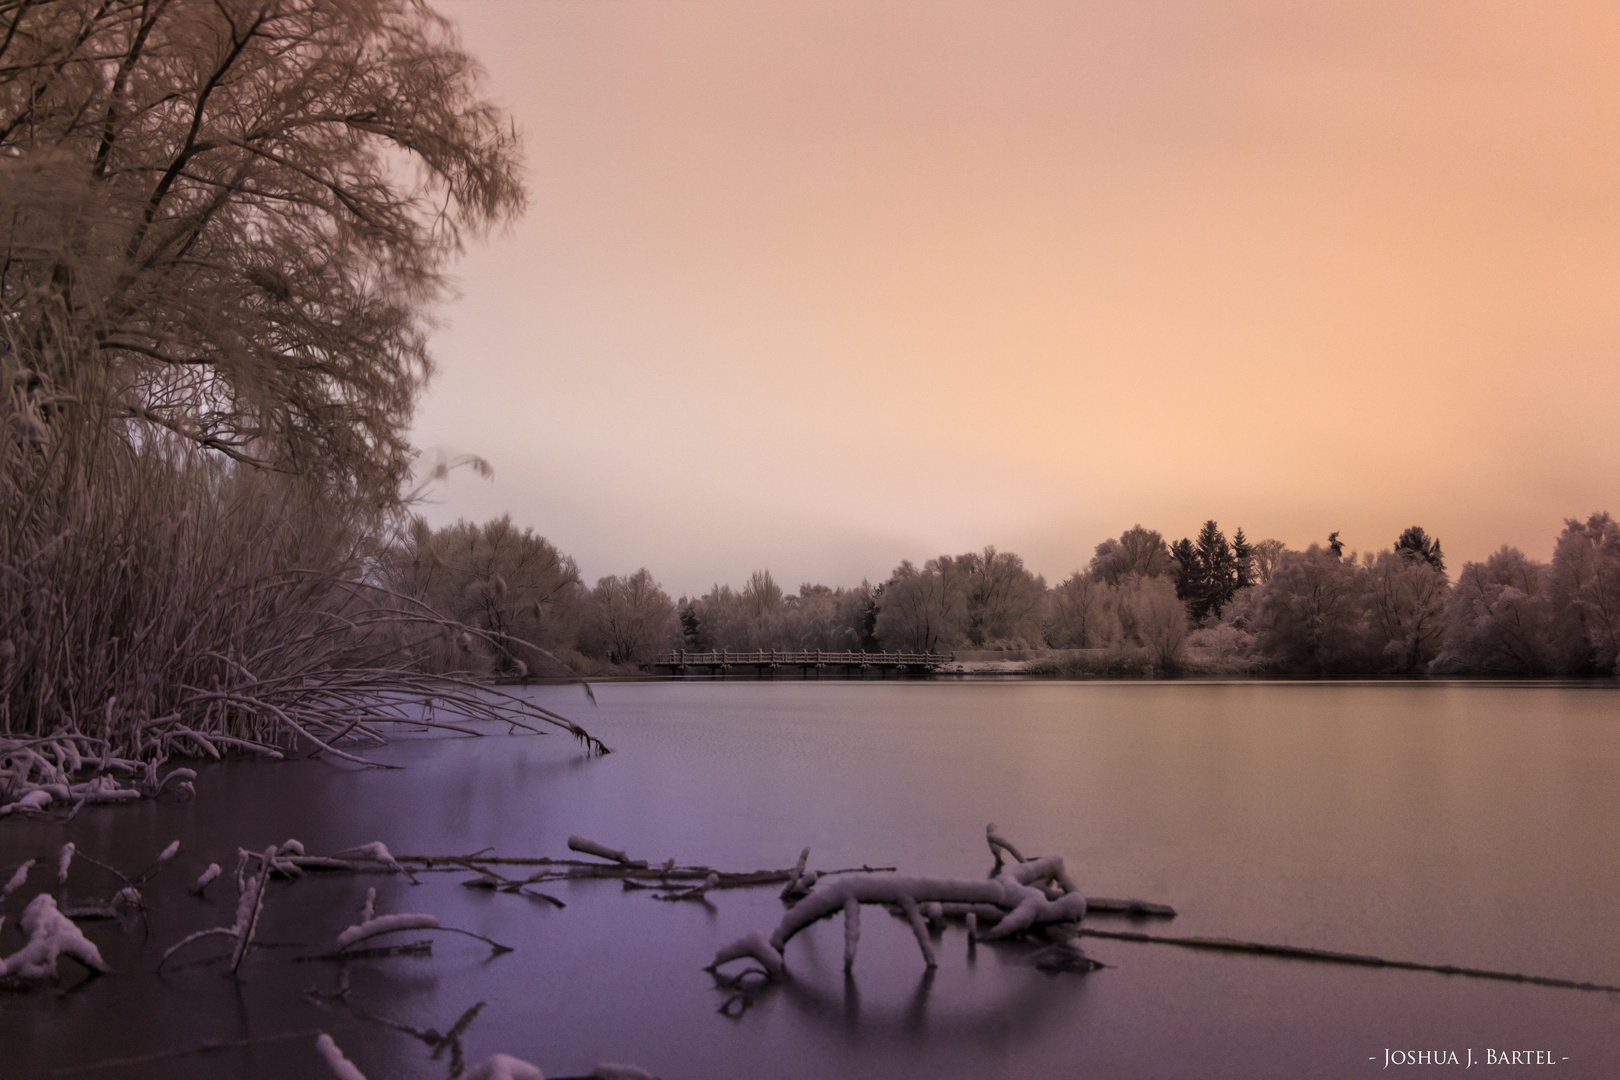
[47,1024,359,1075]
[1077,928,1620,994]
[296,940,434,962]
[303,925,512,961]
[1084,897,1177,918]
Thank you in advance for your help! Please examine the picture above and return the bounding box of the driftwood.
[395,849,899,896]
[708,826,1101,978]
[452,858,566,907]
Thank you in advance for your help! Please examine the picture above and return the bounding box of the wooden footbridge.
[651,649,949,677]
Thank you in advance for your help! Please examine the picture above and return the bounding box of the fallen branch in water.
[568,834,644,866]
[779,847,816,901]
[47,1025,359,1076]
[307,993,488,1077]
[709,826,1098,978]
[455,859,568,907]
[0,893,110,981]
[312,1030,659,1080]
[397,851,899,893]
[297,939,434,962]
[314,912,510,957]
[654,871,719,902]
[159,845,278,975]
[1076,928,1620,994]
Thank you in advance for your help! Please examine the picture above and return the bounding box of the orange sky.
[415,0,1620,596]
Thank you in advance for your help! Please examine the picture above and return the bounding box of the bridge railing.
[652,649,948,668]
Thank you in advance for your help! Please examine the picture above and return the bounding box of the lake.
[4,680,1618,1078]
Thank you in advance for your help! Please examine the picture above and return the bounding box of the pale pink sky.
[415,0,1620,596]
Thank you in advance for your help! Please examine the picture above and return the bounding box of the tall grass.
[0,329,603,804]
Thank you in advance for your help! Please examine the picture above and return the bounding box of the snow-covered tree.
[1547,512,1620,675]
[587,569,678,665]
[1437,547,1554,675]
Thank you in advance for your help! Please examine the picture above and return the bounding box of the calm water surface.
[4,681,1618,1078]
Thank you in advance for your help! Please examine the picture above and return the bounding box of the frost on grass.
[0,893,109,980]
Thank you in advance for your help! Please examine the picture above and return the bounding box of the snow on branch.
[567,835,646,867]
[0,894,109,980]
[709,827,1090,979]
[335,913,441,950]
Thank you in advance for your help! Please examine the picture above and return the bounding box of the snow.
[335,912,440,949]
[714,830,1090,976]
[2,859,33,900]
[707,930,785,979]
[0,894,109,979]
[332,841,402,873]
[0,789,50,815]
[315,1032,368,1080]
[463,1053,545,1080]
[192,863,221,894]
[567,835,631,863]
[842,894,861,970]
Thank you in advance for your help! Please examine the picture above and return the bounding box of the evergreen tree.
[678,602,704,651]
[856,588,881,652]
[1171,522,1239,622]
[1394,526,1445,574]
[1170,537,1199,605]
[1195,520,1238,620]
[1232,528,1256,590]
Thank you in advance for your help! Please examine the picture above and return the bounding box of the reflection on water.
[3,681,1619,1078]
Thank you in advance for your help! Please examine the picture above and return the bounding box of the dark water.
[4,681,1618,1079]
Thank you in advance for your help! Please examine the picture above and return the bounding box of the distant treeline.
[384,513,1620,678]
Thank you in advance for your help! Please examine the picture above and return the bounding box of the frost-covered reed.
[0,317,606,814]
